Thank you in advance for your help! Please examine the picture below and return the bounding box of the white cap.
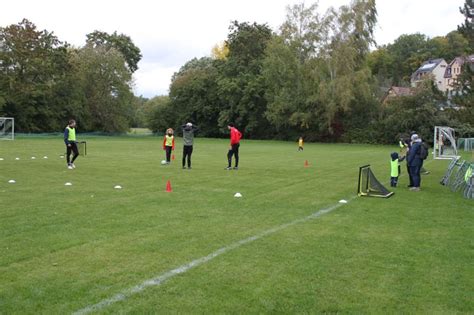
[186,122,192,127]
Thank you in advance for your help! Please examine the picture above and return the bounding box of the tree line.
[0,19,141,132]
[1,0,473,143]
[149,0,473,143]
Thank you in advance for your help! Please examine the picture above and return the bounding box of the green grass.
[0,136,472,314]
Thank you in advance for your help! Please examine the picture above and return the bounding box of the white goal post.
[0,117,14,140]
[433,126,458,159]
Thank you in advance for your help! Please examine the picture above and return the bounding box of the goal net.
[433,126,458,159]
[357,165,394,198]
[0,117,14,140]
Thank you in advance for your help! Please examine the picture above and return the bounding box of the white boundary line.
[73,196,355,315]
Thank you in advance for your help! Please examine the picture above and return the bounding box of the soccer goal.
[0,117,14,140]
[357,165,394,198]
[433,126,458,159]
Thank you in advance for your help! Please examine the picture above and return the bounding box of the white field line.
[73,196,355,315]
[74,160,435,314]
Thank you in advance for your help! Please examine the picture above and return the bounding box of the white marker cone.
[31,157,36,160]
[234,192,242,198]
[15,157,20,160]
[114,185,122,189]
[43,156,48,159]
[0,158,4,161]
[64,182,72,186]
[8,180,16,184]
[339,199,347,204]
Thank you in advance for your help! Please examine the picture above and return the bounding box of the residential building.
[444,55,474,92]
[411,58,448,92]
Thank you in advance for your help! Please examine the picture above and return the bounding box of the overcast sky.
[1,0,466,98]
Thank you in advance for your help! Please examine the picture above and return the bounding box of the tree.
[73,45,134,132]
[452,0,474,125]
[217,21,273,138]
[147,96,173,133]
[211,41,229,60]
[168,57,222,137]
[86,30,142,73]
[458,0,474,47]
[263,1,379,140]
[374,80,450,144]
[0,19,71,132]
[263,2,330,137]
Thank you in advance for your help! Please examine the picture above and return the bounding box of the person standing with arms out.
[181,122,198,169]
[225,123,242,170]
[64,119,79,170]
[298,136,304,151]
[162,128,175,164]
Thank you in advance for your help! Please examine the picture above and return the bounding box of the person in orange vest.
[225,123,242,170]
[162,128,175,164]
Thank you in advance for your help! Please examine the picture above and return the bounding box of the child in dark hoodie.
[390,152,405,187]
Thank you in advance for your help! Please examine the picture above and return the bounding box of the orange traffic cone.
[166,180,172,192]
[172,154,175,160]
[304,160,309,167]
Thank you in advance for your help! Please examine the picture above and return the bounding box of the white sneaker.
[68,165,73,170]
[71,163,76,169]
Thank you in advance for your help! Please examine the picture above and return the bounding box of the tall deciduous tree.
[73,45,133,132]
[458,0,474,47]
[0,19,70,131]
[86,30,142,73]
[217,21,273,138]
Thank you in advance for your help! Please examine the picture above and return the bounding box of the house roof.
[444,55,474,78]
[382,86,413,103]
[389,86,413,96]
[411,58,446,81]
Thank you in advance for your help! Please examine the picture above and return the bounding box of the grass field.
[0,135,473,314]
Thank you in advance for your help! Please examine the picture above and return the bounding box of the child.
[298,137,304,151]
[162,128,175,164]
[390,152,405,187]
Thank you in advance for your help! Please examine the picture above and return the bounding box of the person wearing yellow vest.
[298,137,304,151]
[390,152,405,187]
[64,119,79,170]
[162,128,175,164]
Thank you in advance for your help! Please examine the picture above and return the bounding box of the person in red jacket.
[226,123,242,170]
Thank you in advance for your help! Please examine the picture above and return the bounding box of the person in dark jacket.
[181,122,198,169]
[407,134,423,191]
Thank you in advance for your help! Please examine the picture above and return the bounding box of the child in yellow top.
[162,128,175,164]
[298,137,304,151]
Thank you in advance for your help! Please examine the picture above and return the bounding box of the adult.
[181,122,198,169]
[226,123,242,170]
[407,134,423,191]
[402,136,413,187]
[64,119,79,170]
